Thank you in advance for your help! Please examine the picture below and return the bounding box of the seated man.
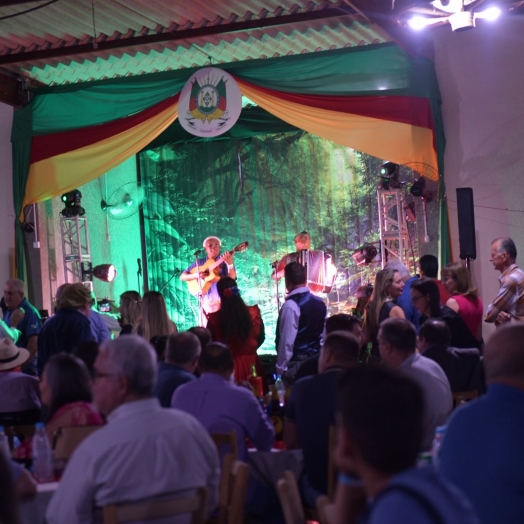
[293,313,362,381]
[332,365,478,524]
[378,318,452,449]
[171,342,274,461]
[154,331,200,408]
[0,338,41,418]
[439,323,524,524]
[418,319,484,393]
[284,331,360,506]
[46,336,219,524]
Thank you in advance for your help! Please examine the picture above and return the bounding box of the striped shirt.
[485,264,524,322]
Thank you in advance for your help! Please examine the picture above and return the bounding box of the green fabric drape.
[11,43,448,276]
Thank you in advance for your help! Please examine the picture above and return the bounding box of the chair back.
[103,486,209,524]
[216,457,250,524]
[210,431,238,461]
[276,470,305,524]
[53,425,102,460]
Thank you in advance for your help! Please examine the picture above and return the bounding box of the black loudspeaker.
[456,188,476,260]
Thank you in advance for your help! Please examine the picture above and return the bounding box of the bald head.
[484,324,524,389]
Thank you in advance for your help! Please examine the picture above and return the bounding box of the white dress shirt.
[46,397,220,524]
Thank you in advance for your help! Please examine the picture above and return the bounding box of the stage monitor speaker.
[456,188,476,260]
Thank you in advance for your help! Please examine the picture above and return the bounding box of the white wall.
[432,17,524,339]
[0,102,14,287]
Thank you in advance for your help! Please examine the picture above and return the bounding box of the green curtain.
[139,132,440,351]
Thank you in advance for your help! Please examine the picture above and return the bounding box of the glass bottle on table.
[33,422,54,482]
[248,364,263,399]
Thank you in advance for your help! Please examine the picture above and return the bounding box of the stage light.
[408,16,429,30]
[378,162,400,190]
[476,7,501,21]
[82,262,117,283]
[60,189,85,218]
[352,244,378,266]
[410,177,426,197]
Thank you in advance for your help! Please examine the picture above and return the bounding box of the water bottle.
[33,422,53,482]
[0,426,11,459]
[431,425,446,468]
[275,375,285,407]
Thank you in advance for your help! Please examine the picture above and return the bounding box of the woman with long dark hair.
[118,290,141,335]
[411,277,481,349]
[206,277,266,387]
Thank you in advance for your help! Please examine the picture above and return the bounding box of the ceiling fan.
[400,0,507,31]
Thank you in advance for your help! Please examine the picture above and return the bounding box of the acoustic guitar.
[186,241,249,296]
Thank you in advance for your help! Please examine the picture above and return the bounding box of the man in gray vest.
[276,262,326,385]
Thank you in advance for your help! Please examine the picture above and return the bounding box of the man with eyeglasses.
[46,336,219,524]
[180,236,235,315]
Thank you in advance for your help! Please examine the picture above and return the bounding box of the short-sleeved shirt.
[284,368,343,494]
[4,297,42,376]
[485,264,524,322]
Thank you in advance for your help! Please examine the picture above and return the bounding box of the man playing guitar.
[180,236,236,315]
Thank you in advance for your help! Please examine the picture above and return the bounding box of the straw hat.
[57,283,92,309]
[0,338,30,371]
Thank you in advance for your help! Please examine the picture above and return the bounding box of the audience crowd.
[1,237,524,524]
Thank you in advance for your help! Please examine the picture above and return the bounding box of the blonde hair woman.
[132,291,176,343]
[363,268,405,360]
[441,262,483,341]
[118,291,141,336]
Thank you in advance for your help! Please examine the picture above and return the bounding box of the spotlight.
[476,7,501,21]
[61,189,85,218]
[82,262,117,283]
[410,177,426,197]
[378,162,400,190]
[352,244,378,266]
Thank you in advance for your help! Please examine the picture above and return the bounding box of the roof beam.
[0,7,355,65]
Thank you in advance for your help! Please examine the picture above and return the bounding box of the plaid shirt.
[485,264,524,322]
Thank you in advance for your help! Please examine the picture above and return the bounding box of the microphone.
[137,258,142,275]
[193,249,202,257]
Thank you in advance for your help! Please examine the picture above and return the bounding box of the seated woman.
[441,261,483,342]
[132,291,176,343]
[411,277,481,349]
[118,290,141,336]
[206,278,267,391]
[363,269,405,361]
[14,354,104,459]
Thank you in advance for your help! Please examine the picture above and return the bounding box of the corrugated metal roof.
[0,0,392,86]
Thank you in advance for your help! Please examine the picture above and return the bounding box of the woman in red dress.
[206,277,267,391]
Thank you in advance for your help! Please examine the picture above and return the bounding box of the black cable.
[0,0,60,21]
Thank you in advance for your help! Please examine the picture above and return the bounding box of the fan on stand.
[101,183,146,219]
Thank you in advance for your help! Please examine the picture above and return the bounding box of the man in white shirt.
[378,318,452,450]
[46,335,219,524]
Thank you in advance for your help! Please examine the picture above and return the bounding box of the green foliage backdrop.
[139,131,437,353]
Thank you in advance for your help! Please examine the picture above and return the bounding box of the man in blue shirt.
[154,331,200,408]
[439,323,524,524]
[3,279,41,376]
[332,365,478,524]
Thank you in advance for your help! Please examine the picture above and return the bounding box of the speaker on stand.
[456,188,476,270]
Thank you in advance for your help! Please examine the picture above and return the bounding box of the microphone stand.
[271,260,281,312]
[137,259,142,293]
[193,250,206,327]
[159,268,181,293]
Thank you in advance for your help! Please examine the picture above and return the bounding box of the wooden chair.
[452,389,478,408]
[52,425,102,460]
[102,486,209,524]
[210,431,238,461]
[214,456,250,524]
[277,470,306,524]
